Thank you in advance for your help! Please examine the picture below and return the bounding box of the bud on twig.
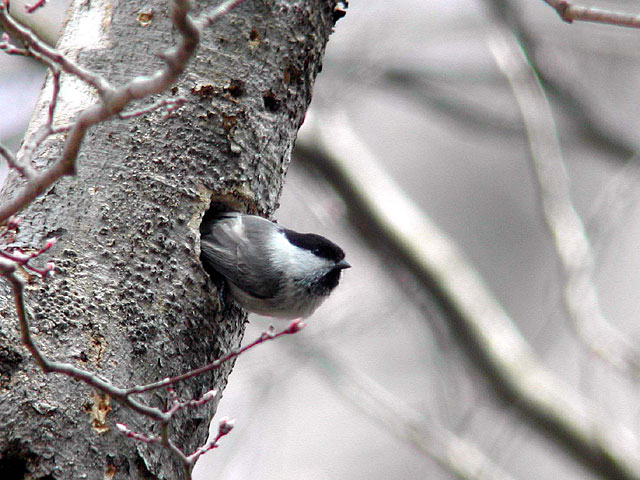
[218,416,235,435]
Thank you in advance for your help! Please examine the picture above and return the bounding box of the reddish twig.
[5,255,302,475]
[0,143,30,179]
[117,415,234,471]
[116,424,161,444]
[125,320,305,396]
[542,1,640,28]
[25,0,47,14]
[0,236,57,277]
[117,388,230,469]
[0,31,28,55]
[185,416,235,464]
[165,388,218,417]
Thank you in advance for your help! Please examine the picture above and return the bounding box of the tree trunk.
[0,0,339,478]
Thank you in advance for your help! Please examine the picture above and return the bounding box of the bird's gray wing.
[200,214,281,299]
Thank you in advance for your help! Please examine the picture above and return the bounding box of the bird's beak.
[335,260,351,270]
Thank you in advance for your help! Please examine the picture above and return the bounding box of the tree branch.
[487,27,640,380]
[542,1,640,28]
[0,0,248,223]
[295,110,640,480]
[291,337,518,480]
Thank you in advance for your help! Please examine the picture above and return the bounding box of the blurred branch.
[381,67,526,136]
[486,0,636,159]
[295,110,640,480]
[380,57,633,163]
[293,339,517,480]
[487,28,640,379]
[586,157,640,254]
[542,1,640,29]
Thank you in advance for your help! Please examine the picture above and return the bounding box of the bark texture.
[0,0,339,478]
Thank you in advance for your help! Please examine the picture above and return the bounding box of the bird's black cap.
[283,229,346,263]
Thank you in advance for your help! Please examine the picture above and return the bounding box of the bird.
[200,211,350,319]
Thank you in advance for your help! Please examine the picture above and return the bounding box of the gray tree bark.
[0,0,340,478]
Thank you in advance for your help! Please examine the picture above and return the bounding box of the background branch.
[295,110,640,480]
[290,337,518,480]
[487,27,640,379]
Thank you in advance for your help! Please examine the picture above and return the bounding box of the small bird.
[200,212,350,319]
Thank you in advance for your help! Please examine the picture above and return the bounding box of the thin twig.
[116,424,161,444]
[118,97,186,120]
[0,237,57,276]
[197,0,247,29]
[126,321,305,396]
[185,417,235,465]
[0,142,33,179]
[7,256,301,472]
[0,0,249,223]
[115,389,229,468]
[542,1,640,29]
[0,31,29,55]
[0,2,110,93]
[165,388,218,417]
[0,0,256,475]
[25,0,47,14]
